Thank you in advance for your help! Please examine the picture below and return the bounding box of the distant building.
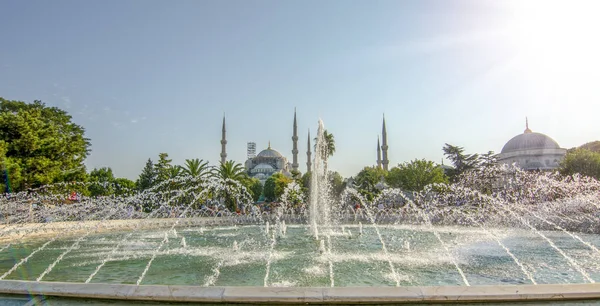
[221,110,303,184]
[375,115,390,170]
[497,118,567,171]
[245,143,292,184]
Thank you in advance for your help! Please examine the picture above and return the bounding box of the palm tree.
[213,160,247,181]
[211,160,247,212]
[182,158,209,178]
[167,166,182,179]
[314,129,336,158]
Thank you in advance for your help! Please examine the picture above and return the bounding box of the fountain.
[1,120,600,303]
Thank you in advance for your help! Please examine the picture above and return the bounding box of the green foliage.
[182,158,209,178]
[328,171,346,197]
[314,130,336,158]
[354,166,387,201]
[213,160,247,181]
[479,151,498,168]
[154,153,173,183]
[88,167,135,196]
[263,172,292,202]
[442,143,480,181]
[212,161,248,211]
[559,148,600,180]
[0,98,90,191]
[136,158,156,190]
[88,167,116,196]
[114,177,136,196]
[386,159,448,192]
[241,177,263,202]
[579,141,600,153]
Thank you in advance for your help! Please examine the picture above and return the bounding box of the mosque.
[497,119,567,171]
[219,111,390,183]
[219,110,308,184]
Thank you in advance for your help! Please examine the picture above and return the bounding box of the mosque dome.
[251,163,275,174]
[257,147,284,158]
[501,132,561,154]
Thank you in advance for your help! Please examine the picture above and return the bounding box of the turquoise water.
[1,224,600,287]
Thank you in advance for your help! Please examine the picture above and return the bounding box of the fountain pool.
[2,223,600,287]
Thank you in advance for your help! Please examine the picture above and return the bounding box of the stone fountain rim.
[1,280,600,304]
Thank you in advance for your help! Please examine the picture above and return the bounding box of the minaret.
[306,129,312,172]
[220,115,227,164]
[377,136,382,169]
[381,115,389,171]
[292,108,299,172]
[524,117,532,133]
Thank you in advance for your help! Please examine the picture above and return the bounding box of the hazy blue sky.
[1,0,599,179]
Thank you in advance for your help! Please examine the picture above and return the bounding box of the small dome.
[257,148,283,158]
[254,163,274,170]
[501,132,561,153]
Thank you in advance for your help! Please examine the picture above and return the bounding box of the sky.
[1,0,599,179]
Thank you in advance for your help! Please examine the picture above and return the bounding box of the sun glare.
[503,0,600,112]
[508,0,600,77]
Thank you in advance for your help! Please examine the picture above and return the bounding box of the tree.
[88,167,115,196]
[0,98,90,190]
[137,158,156,190]
[213,160,247,181]
[386,159,448,192]
[167,166,182,179]
[442,144,479,181]
[328,171,346,197]
[479,151,498,168]
[579,141,600,153]
[263,172,292,202]
[314,130,336,158]
[182,158,209,179]
[240,177,263,202]
[354,166,387,201]
[154,153,173,183]
[114,177,136,196]
[559,149,600,180]
[212,161,248,211]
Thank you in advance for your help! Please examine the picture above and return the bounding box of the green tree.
[114,177,136,196]
[182,158,209,178]
[167,165,182,179]
[354,166,387,201]
[479,151,498,168]
[559,149,600,180]
[314,130,336,158]
[136,158,156,190]
[263,172,292,202]
[154,153,173,183]
[88,167,115,196]
[212,161,248,211]
[213,160,247,181]
[328,171,346,197]
[386,159,448,192]
[0,98,90,190]
[442,143,479,181]
[241,177,263,202]
[579,141,600,153]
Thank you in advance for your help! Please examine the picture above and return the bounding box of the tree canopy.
[0,98,90,191]
[263,172,292,202]
[559,148,600,180]
[386,159,448,191]
[442,144,480,181]
[353,166,387,201]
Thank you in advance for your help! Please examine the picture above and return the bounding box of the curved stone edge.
[0,280,600,304]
